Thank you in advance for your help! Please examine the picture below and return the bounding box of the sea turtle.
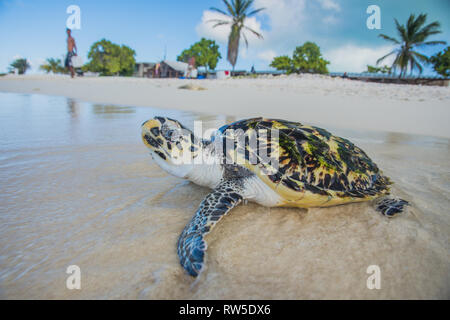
[141,117,408,277]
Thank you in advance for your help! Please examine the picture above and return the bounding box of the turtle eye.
[164,129,174,140]
[162,127,180,141]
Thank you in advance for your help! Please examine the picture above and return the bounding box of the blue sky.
[0,0,449,74]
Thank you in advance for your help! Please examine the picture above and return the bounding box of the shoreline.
[1,74,449,138]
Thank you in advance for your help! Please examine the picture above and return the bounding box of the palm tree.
[10,58,30,75]
[377,13,446,77]
[40,58,65,74]
[209,0,265,70]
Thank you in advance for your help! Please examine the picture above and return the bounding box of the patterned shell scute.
[218,118,390,198]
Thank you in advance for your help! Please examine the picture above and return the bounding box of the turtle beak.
[141,119,162,149]
[142,119,160,131]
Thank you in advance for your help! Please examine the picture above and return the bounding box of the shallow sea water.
[0,92,449,299]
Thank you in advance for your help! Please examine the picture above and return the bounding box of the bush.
[270,42,329,74]
[430,46,450,77]
[84,39,136,76]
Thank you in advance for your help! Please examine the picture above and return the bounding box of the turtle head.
[141,116,198,178]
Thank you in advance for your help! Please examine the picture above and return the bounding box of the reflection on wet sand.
[92,104,136,117]
[0,93,448,299]
[67,98,79,118]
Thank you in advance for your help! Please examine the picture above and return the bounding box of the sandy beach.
[0,76,449,299]
[1,74,449,138]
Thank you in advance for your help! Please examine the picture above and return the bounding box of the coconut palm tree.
[40,58,65,74]
[377,13,446,77]
[9,58,31,75]
[209,0,265,70]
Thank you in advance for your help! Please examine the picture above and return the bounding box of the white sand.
[1,74,449,138]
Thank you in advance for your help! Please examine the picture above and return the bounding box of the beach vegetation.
[39,58,67,74]
[9,58,30,75]
[430,46,450,77]
[270,42,330,74]
[84,39,136,76]
[377,13,446,77]
[209,0,265,70]
[270,56,292,73]
[177,38,222,73]
[365,65,391,74]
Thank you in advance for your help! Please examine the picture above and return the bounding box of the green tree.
[10,58,30,74]
[430,46,450,77]
[270,42,329,74]
[291,42,329,74]
[177,38,222,72]
[377,13,446,77]
[270,56,294,74]
[84,39,136,76]
[40,58,66,74]
[366,65,391,74]
[209,0,265,70]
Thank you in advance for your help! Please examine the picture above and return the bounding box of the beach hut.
[159,60,190,78]
[134,62,156,78]
[134,60,198,78]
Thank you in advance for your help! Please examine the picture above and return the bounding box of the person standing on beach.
[186,56,196,79]
[65,28,77,78]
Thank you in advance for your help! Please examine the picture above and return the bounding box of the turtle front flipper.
[177,179,244,277]
[375,197,409,217]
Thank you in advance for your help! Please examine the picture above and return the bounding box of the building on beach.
[134,62,156,78]
[134,60,196,78]
[159,60,189,78]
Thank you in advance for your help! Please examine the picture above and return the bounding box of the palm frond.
[246,7,265,17]
[408,14,426,39]
[394,18,408,41]
[211,20,231,28]
[410,50,429,64]
[378,34,400,44]
[418,40,446,46]
[244,25,263,39]
[241,0,254,15]
[412,20,442,43]
[242,32,249,48]
[376,50,397,65]
[419,21,441,34]
[409,55,423,74]
[223,0,236,16]
[209,7,229,16]
[414,29,443,43]
[207,18,230,23]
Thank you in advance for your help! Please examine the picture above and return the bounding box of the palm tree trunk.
[227,25,240,70]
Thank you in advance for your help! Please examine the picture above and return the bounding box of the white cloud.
[317,0,341,12]
[196,10,264,46]
[325,44,395,72]
[254,0,306,30]
[253,0,308,54]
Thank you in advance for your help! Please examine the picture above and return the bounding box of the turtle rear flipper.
[375,197,409,217]
[177,179,244,277]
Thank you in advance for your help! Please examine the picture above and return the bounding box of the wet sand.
[1,74,449,138]
[0,92,449,299]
